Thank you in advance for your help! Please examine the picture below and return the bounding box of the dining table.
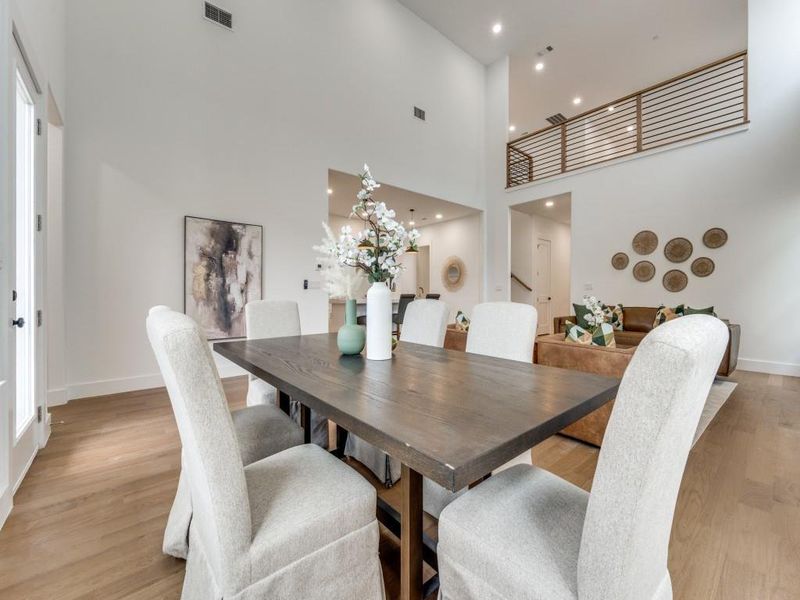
[215,332,619,600]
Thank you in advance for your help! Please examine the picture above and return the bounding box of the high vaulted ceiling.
[398,0,747,135]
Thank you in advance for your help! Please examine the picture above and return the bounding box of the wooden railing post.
[636,93,643,152]
[560,124,567,173]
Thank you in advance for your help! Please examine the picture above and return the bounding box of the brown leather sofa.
[553,306,740,376]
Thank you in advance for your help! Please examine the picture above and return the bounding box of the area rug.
[692,378,737,446]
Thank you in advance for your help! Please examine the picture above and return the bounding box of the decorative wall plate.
[691,257,715,277]
[663,269,688,292]
[611,252,629,270]
[441,256,466,292]
[664,237,693,263]
[632,230,658,255]
[633,261,656,282]
[703,227,728,249]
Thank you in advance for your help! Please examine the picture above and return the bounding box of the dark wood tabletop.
[215,333,619,491]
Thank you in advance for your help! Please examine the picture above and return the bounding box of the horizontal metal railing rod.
[512,132,561,154]
[565,102,637,131]
[643,112,744,144]
[643,58,744,99]
[643,119,745,151]
[642,72,744,113]
[564,118,638,148]
[644,97,744,132]
[565,106,637,136]
[642,84,744,121]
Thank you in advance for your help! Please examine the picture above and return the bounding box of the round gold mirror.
[441,256,466,292]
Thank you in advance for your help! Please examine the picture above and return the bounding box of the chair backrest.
[578,315,728,600]
[465,302,537,363]
[146,308,251,591]
[245,299,301,339]
[395,294,416,323]
[400,299,449,347]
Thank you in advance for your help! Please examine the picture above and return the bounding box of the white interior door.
[535,238,552,335]
[9,40,42,493]
[416,245,430,297]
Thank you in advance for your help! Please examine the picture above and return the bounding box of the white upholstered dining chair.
[436,315,728,600]
[422,301,538,518]
[245,300,328,447]
[345,299,449,486]
[149,307,304,559]
[147,308,385,599]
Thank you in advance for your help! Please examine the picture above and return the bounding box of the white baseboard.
[738,358,800,377]
[66,355,248,402]
[0,489,11,531]
[12,450,37,495]
[47,387,68,407]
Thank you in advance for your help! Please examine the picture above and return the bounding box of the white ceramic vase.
[366,281,392,360]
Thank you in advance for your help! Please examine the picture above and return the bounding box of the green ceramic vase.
[338,299,366,355]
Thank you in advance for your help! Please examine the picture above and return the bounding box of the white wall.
[509,209,570,326]
[486,0,800,375]
[64,0,486,398]
[46,123,66,406]
[417,213,483,321]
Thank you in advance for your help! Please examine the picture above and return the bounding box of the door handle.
[12,317,25,328]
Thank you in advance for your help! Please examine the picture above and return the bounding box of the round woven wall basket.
[632,230,658,255]
[633,261,656,282]
[664,237,693,263]
[611,252,629,270]
[703,227,728,249]
[691,257,715,278]
[663,269,688,292]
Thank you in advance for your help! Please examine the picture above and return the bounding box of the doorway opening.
[509,193,571,335]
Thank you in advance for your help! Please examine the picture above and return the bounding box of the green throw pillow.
[572,303,593,329]
[564,320,592,345]
[684,306,716,316]
[654,304,685,327]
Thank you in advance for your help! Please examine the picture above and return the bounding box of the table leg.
[278,390,290,415]
[401,464,423,600]
[300,403,311,444]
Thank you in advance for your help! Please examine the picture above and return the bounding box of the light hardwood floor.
[0,371,797,599]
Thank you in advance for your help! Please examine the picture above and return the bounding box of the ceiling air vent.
[413,106,426,121]
[205,2,233,30]
[546,113,567,125]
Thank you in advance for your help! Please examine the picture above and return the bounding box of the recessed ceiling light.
[435,213,443,219]
[545,200,555,207]
[627,125,634,132]
[327,188,333,195]
[534,62,544,72]
[492,22,502,34]
[607,106,615,112]
[572,97,582,105]
[508,125,516,132]
[409,221,415,226]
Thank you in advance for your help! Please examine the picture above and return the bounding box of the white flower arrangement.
[313,222,369,299]
[582,295,608,328]
[317,164,420,285]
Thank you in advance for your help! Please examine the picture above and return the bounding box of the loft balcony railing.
[506,51,748,188]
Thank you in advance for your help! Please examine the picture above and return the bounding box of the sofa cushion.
[654,304,685,327]
[565,321,616,348]
[622,307,658,333]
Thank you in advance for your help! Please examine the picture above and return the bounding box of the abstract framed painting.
[184,216,263,340]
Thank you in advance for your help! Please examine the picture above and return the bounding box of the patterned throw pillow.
[653,304,685,327]
[564,320,593,345]
[603,303,624,330]
[684,306,716,316]
[564,321,616,348]
[455,310,470,331]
